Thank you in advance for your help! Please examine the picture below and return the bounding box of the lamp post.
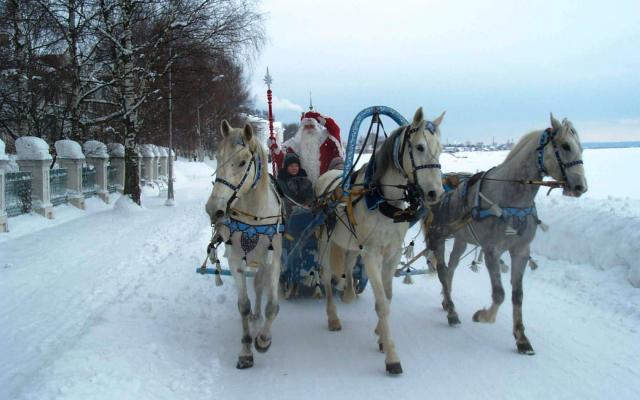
[165,24,175,206]
[264,68,277,174]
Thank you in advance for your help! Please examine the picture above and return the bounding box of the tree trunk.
[120,0,141,204]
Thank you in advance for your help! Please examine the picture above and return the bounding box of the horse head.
[399,107,445,204]
[542,114,588,197]
[205,120,262,224]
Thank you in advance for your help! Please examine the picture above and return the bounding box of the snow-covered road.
[1,156,639,400]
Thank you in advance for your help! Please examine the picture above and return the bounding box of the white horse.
[205,121,284,369]
[314,107,445,374]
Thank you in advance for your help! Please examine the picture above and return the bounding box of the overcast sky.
[249,0,639,143]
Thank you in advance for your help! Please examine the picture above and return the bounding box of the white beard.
[284,119,328,183]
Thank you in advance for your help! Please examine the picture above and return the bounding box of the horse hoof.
[472,309,493,323]
[328,319,342,331]
[254,335,271,353]
[236,355,254,369]
[447,314,461,326]
[517,342,535,355]
[472,310,482,322]
[386,362,403,375]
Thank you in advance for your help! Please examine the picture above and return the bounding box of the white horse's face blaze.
[402,108,445,204]
[205,121,257,223]
[544,116,588,197]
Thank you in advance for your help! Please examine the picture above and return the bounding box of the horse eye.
[561,143,571,152]
[239,160,247,167]
[416,144,425,152]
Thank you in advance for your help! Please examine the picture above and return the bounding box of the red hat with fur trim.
[300,111,341,143]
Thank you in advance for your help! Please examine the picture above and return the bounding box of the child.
[277,153,313,206]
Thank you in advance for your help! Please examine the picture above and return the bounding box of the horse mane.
[254,142,271,191]
[372,126,406,182]
[503,130,543,163]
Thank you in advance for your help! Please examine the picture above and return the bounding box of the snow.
[15,136,52,160]
[55,139,85,159]
[157,147,168,157]
[1,151,639,400]
[141,144,155,158]
[83,140,109,159]
[107,143,125,158]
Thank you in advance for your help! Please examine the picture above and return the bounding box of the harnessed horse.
[425,114,587,355]
[314,107,445,374]
[205,121,284,369]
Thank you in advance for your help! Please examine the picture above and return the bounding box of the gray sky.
[250,0,639,143]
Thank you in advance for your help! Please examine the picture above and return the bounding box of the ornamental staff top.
[264,68,273,90]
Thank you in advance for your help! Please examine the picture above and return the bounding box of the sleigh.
[198,106,432,296]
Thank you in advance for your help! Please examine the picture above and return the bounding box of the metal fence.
[82,166,97,198]
[5,172,32,217]
[49,168,68,206]
[107,166,118,193]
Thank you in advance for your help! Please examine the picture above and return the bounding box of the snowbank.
[107,143,125,158]
[113,195,145,214]
[171,160,214,185]
[16,136,52,160]
[55,139,85,159]
[83,140,109,158]
[534,196,640,288]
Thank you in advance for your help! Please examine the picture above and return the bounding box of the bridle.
[392,120,441,206]
[214,142,262,214]
[536,127,583,184]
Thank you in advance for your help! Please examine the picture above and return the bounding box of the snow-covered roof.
[0,138,7,160]
[141,144,155,158]
[107,143,125,158]
[55,139,85,159]
[151,145,161,157]
[16,136,52,160]
[83,140,109,159]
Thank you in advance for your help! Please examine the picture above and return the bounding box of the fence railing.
[82,166,97,198]
[5,172,33,217]
[107,166,118,193]
[49,168,68,206]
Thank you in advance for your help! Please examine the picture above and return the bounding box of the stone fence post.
[107,143,125,193]
[158,147,168,179]
[84,140,110,203]
[16,137,54,218]
[141,144,155,183]
[55,139,85,209]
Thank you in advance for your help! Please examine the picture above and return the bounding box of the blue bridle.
[214,143,262,213]
[536,128,583,182]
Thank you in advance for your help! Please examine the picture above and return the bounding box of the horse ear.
[550,113,562,131]
[221,120,232,137]
[243,123,254,143]
[433,111,446,127]
[412,107,424,126]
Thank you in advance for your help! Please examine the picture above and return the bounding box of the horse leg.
[434,240,460,325]
[250,267,264,322]
[443,238,466,325]
[510,246,535,355]
[320,239,341,331]
[342,251,358,304]
[255,252,282,354]
[472,248,505,323]
[364,251,402,374]
[376,248,401,352]
[230,258,254,369]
